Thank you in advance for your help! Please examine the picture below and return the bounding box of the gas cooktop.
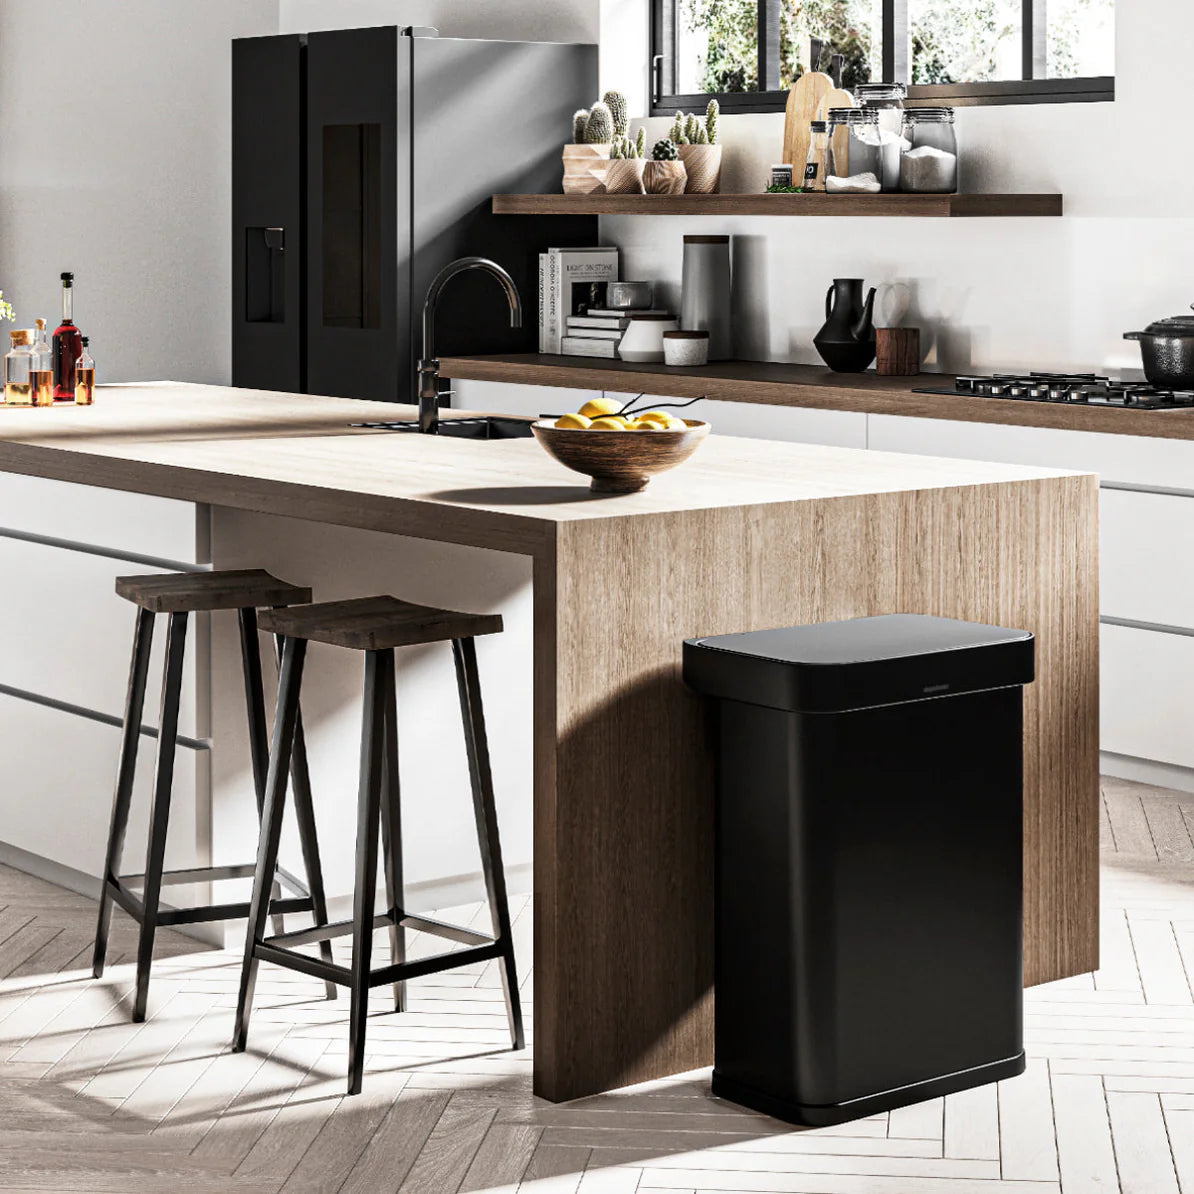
[915,372,1194,410]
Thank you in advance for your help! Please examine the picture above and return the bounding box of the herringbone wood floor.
[0,774,1191,1193]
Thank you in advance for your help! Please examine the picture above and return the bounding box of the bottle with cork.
[52,271,83,401]
[4,330,34,405]
[75,338,95,405]
[31,318,53,406]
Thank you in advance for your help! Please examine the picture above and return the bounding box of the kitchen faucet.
[416,257,522,434]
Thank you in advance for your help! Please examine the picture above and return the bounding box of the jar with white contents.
[900,108,958,194]
[855,82,907,192]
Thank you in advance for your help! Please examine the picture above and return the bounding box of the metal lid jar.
[855,82,906,191]
[826,108,883,189]
[900,107,958,194]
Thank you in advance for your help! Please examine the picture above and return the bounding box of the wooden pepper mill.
[876,327,922,377]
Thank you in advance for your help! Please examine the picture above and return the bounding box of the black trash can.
[683,613,1033,1127]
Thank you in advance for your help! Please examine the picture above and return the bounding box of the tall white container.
[680,235,732,361]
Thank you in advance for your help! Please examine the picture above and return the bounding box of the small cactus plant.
[635,126,646,158]
[705,99,719,144]
[684,113,699,144]
[572,109,590,143]
[602,90,629,141]
[693,121,709,145]
[584,101,613,144]
[670,112,687,144]
[609,136,639,160]
[652,138,678,161]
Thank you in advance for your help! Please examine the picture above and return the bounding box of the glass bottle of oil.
[31,318,53,406]
[75,338,95,406]
[4,329,34,406]
[803,120,831,193]
[52,272,83,401]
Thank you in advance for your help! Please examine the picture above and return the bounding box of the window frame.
[649,0,1114,115]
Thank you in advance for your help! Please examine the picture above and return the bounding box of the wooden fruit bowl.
[531,419,710,493]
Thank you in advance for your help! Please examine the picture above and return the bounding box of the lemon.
[659,414,688,430]
[634,410,670,426]
[589,416,629,431]
[629,417,665,431]
[554,412,592,429]
[578,396,625,420]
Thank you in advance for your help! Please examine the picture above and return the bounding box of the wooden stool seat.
[258,596,502,651]
[115,569,312,613]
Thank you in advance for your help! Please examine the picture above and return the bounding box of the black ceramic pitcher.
[814,279,877,373]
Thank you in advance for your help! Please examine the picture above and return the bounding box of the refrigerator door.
[306,27,406,402]
[232,34,305,393]
[409,37,598,377]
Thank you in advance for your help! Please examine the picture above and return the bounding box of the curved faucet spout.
[417,257,523,434]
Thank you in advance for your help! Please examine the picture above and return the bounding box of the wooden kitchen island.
[0,383,1099,1103]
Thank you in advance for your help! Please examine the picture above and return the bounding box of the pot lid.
[1142,315,1194,335]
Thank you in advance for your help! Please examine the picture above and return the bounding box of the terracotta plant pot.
[603,158,646,195]
[678,144,723,194]
[562,143,610,194]
[642,160,688,195]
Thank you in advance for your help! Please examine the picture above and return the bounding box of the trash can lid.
[683,614,1034,713]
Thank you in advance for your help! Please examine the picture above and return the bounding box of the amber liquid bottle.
[31,318,53,407]
[75,338,95,406]
[52,272,83,401]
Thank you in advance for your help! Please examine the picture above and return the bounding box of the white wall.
[278,0,597,42]
[0,0,278,386]
[602,0,1193,376]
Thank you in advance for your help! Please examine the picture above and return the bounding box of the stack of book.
[561,309,673,358]
[538,247,620,355]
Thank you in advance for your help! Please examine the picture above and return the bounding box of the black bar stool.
[93,569,336,1021]
[233,596,524,1095]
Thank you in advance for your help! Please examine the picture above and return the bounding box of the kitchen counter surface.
[0,382,1100,1103]
[440,354,1194,440]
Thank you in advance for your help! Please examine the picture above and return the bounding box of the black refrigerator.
[232,26,598,401]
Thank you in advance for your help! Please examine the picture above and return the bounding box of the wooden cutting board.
[782,71,834,168]
[817,87,855,176]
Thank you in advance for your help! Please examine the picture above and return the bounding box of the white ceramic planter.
[618,315,679,362]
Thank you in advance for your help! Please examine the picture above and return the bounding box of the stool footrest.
[118,863,310,898]
[264,911,495,952]
[104,876,315,927]
[401,913,492,948]
[253,937,505,990]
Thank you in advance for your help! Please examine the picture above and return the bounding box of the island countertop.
[0,382,1100,1103]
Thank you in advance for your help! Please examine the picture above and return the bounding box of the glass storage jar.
[827,108,882,187]
[899,108,958,193]
[855,82,907,191]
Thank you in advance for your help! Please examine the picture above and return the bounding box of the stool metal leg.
[93,607,156,980]
[132,612,189,1023]
[348,649,387,1094]
[233,635,307,1053]
[238,609,285,938]
[378,649,406,1013]
[452,637,525,1050]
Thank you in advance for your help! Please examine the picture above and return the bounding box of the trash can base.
[712,1052,1027,1127]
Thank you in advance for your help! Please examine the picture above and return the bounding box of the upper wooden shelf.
[492,193,1063,218]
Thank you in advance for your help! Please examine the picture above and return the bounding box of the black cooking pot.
[1125,310,1194,389]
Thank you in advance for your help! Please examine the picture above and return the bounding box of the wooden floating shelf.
[492,192,1063,218]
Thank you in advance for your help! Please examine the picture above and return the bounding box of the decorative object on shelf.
[671,101,722,194]
[827,108,881,189]
[664,329,710,367]
[876,328,922,376]
[681,234,732,360]
[783,70,834,174]
[814,278,877,372]
[4,328,33,406]
[52,271,83,401]
[618,314,679,362]
[532,413,711,493]
[644,139,687,194]
[607,281,655,310]
[855,82,907,192]
[539,246,620,353]
[900,108,958,194]
[605,134,646,195]
[562,101,614,194]
[75,337,96,405]
[585,101,613,144]
[602,90,629,142]
[826,173,881,194]
[1125,305,1194,389]
[804,121,831,193]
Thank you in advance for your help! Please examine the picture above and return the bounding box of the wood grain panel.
[491,193,1064,218]
[440,355,1194,443]
[534,473,1098,1101]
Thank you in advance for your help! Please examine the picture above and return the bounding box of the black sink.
[352,416,536,440]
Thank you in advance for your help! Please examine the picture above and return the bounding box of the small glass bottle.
[52,271,83,401]
[4,329,34,406]
[75,338,95,406]
[900,108,958,194]
[803,120,831,193]
[31,318,53,406]
[856,82,907,191]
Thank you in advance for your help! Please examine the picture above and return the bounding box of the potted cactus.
[672,100,723,194]
[643,138,687,195]
[562,102,613,194]
[603,130,646,194]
